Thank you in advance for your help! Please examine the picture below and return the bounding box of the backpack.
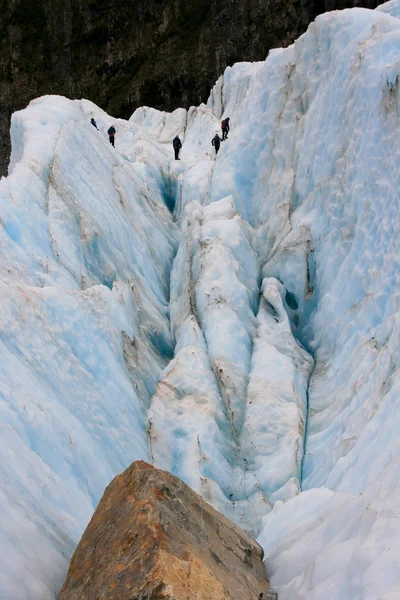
[221,120,226,128]
[108,126,115,135]
[173,136,180,148]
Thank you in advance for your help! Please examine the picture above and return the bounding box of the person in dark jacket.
[212,133,222,154]
[221,117,230,140]
[90,118,99,130]
[108,125,116,147]
[172,135,182,160]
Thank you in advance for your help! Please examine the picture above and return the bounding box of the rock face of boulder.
[58,461,270,600]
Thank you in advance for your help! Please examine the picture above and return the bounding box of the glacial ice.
[149,197,312,534]
[1,1,400,598]
[0,97,179,598]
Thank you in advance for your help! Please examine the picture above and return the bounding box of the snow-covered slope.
[2,1,400,598]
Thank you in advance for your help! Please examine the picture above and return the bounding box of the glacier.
[1,1,400,598]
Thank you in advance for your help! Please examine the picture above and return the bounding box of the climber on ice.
[108,125,116,147]
[221,117,230,140]
[90,118,99,130]
[173,135,182,160]
[212,133,222,154]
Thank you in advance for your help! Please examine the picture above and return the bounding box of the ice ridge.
[1,1,400,599]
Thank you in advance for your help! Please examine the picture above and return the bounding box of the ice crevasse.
[1,1,400,599]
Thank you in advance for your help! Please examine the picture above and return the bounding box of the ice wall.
[204,5,400,494]
[135,3,400,596]
[0,97,179,597]
[149,197,312,533]
[205,4,400,598]
[2,0,400,598]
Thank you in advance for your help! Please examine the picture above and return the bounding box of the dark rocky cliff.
[0,0,383,174]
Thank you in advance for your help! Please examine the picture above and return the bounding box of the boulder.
[58,461,271,600]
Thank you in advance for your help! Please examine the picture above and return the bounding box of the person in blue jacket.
[212,133,222,154]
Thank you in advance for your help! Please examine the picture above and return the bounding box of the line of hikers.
[91,114,230,156]
[173,117,230,160]
[91,118,116,147]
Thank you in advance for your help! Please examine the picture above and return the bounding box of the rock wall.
[0,0,383,174]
